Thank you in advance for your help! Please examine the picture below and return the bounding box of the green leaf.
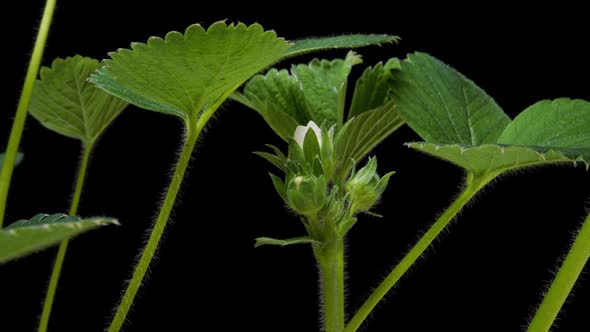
[285,34,399,57]
[232,70,304,139]
[90,22,291,124]
[336,100,403,168]
[290,52,362,126]
[254,236,320,248]
[349,58,400,119]
[405,99,590,175]
[393,53,590,177]
[0,153,23,170]
[407,142,590,177]
[393,52,510,145]
[237,53,362,138]
[29,56,128,145]
[0,213,118,264]
[498,98,590,148]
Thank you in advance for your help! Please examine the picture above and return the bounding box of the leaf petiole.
[528,211,590,331]
[344,171,495,332]
[38,142,94,332]
[108,115,207,332]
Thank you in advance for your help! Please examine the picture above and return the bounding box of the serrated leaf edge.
[406,142,590,171]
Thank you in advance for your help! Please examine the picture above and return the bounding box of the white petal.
[294,125,308,148]
[307,121,323,147]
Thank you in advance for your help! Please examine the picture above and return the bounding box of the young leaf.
[29,56,128,145]
[285,34,399,57]
[232,69,306,139]
[235,91,300,141]
[236,52,362,136]
[348,58,400,119]
[393,52,510,145]
[254,236,320,248]
[289,52,362,126]
[336,100,403,168]
[0,214,118,264]
[0,153,23,170]
[90,22,291,123]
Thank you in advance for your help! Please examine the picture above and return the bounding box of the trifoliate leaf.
[0,153,23,170]
[90,22,291,123]
[348,58,400,119]
[254,236,320,248]
[394,52,590,177]
[393,52,510,145]
[286,34,399,57]
[0,213,118,263]
[29,56,128,145]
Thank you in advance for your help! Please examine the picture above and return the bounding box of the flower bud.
[345,157,394,213]
[286,175,327,215]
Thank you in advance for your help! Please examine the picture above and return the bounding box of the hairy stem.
[317,238,346,332]
[38,143,93,332]
[0,0,57,227]
[528,211,590,332]
[108,119,204,332]
[344,172,491,332]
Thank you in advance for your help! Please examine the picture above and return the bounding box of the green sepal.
[337,216,358,237]
[375,171,395,196]
[320,128,336,179]
[288,138,306,163]
[265,144,286,160]
[303,128,321,163]
[254,151,287,173]
[269,173,287,201]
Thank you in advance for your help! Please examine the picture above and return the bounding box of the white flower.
[294,121,322,148]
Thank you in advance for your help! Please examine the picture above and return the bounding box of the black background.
[2,1,590,331]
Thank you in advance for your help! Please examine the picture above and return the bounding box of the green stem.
[317,238,346,332]
[108,119,204,332]
[344,172,491,332]
[38,143,93,332]
[528,211,590,332]
[0,0,57,227]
